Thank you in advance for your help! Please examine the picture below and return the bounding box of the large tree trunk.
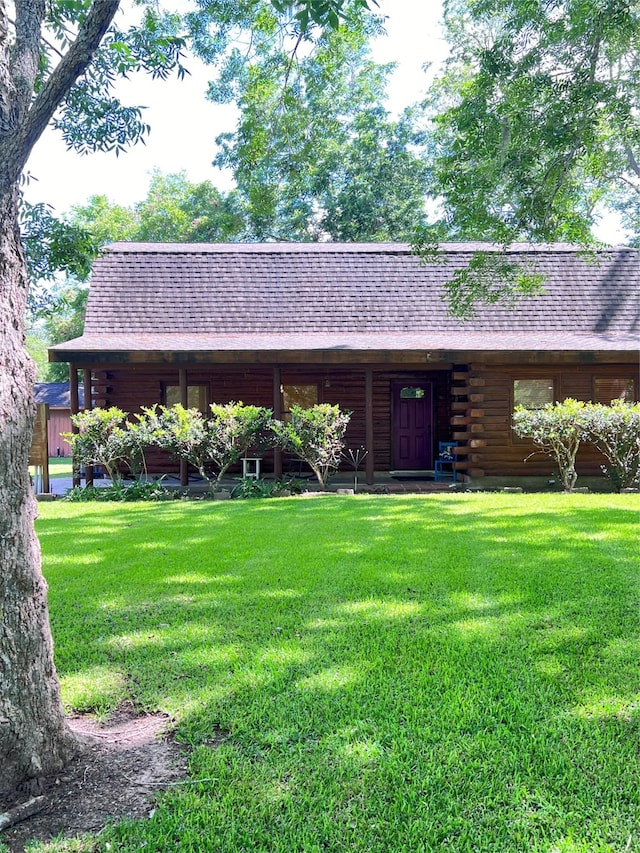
[0,0,123,794]
[0,185,80,794]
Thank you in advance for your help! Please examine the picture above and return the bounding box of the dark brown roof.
[34,382,84,407]
[51,242,639,358]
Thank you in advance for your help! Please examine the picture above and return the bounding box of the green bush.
[579,400,640,492]
[231,475,308,499]
[272,403,351,489]
[66,407,145,482]
[137,402,274,492]
[231,477,277,499]
[513,398,640,492]
[65,402,351,494]
[64,479,178,502]
[513,398,586,491]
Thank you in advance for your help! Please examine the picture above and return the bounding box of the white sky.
[24,0,446,214]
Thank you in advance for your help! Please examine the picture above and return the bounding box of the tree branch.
[625,146,640,178]
[618,173,640,197]
[0,796,46,831]
[7,0,121,183]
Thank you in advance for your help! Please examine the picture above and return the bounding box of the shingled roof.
[34,382,84,408]
[51,242,639,360]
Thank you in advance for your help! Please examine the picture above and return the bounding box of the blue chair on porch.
[434,441,458,482]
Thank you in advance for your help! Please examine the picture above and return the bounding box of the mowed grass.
[29,458,73,479]
[47,457,73,478]
[34,494,639,852]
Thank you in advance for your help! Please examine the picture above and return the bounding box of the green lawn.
[30,494,640,851]
[47,457,73,478]
[29,458,73,479]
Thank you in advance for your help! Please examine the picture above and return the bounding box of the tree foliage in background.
[71,171,246,244]
[68,193,138,245]
[20,202,97,316]
[135,171,246,241]
[417,0,640,315]
[199,2,429,240]
[70,18,431,246]
[42,284,90,382]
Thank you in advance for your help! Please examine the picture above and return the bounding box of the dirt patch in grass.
[1,703,188,852]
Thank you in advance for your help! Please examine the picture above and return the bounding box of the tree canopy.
[66,11,431,246]
[424,0,639,245]
[70,171,245,243]
[207,11,429,241]
[410,0,639,315]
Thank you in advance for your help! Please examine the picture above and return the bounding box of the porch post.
[273,366,282,478]
[365,367,374,485]
[83,368,94,487]
[179,368,188,487]
[69,364,80,487]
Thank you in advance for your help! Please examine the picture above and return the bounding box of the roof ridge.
[102,241,636,255]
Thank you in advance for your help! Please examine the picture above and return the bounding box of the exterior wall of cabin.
[81,360,639,480]
[87,364,454,475]
[452,362,640,479]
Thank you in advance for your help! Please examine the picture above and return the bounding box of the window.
[282,384,318,419]
[513,379,554,409]
[164,384,209,413]
[400,386,425,399]
[593,378,635,405]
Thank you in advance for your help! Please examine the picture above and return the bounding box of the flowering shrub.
[579,400,640,492]
[513,398,640,492]
[272,403,351,489]
[512,398,586,491]
[66,407,144,482]
[138,402,273,492]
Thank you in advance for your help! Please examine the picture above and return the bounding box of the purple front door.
[392,382,433,470]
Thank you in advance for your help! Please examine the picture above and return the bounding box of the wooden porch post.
[179,368,189,487]
[82,368,94,487]
[273,366,282,478]
[365,367,374,485]
[69,364,81,487]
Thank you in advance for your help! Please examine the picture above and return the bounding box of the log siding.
[75,360,639,480]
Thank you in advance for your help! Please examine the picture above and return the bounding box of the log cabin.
[49,242,639,487]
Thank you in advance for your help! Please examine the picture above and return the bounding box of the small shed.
[34,383,84,458]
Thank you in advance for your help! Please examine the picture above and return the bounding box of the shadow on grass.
[37,495,640,851]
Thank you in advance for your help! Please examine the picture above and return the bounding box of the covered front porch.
[61,353,472,489]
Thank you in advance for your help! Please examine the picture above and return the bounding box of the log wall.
[86,364,452,475]
[83,360,638,479]
[452,363,640,478]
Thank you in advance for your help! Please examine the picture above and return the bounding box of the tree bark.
[0,0,122,794]
[0,186,80,794]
